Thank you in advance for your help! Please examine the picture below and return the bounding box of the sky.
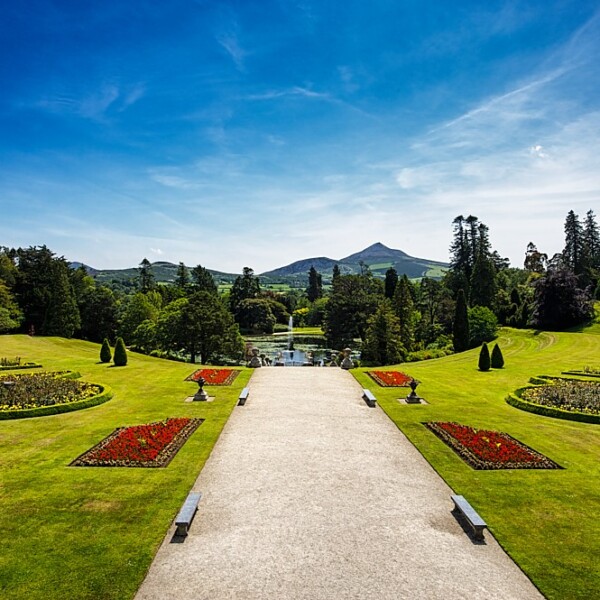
[1,0,599,274]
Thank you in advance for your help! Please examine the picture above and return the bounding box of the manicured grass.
[291,326,324,335]
[354,324,600,600]
[0,336,252,600]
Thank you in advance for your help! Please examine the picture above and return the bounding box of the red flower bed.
[425,422,560,470]
[71,418,203,467]
[185,369,240,385]
[368,370,412,387]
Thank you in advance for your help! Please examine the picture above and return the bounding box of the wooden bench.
[451,494,487,541]
[362,388,377,407]
[238,387,250,406]
[175,491,202,537]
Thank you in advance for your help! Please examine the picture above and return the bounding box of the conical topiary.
[113,337,128,366]
[478,342,491,371]
[100,338,112,363]
[491,343,504,369]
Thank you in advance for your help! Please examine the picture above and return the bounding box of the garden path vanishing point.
[135,368,543,600]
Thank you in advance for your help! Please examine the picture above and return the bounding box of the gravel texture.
[135,368,543,600]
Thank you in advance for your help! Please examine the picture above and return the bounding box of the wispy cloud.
[217,30,246,70]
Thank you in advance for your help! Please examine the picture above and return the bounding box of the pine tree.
[452,289,470,352]
[138,258,155,292]
[113,337,128,366]
[563,210,584,274]
[175,262,189,289]
[392,275,415,352]
[332,264,341,282]
[100,338,112,363]
[229,267,260,313]
[583,210,600,269]
[384,267,398,299]
[43,261,81,337]
[470,247,497,309]
[306,266,323,302]
[361,301,405,366]
[478,342,491,371]
[191,264,218,295]
[491,343,504,368]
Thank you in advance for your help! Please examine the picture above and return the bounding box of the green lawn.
[0,336,251,600]
[354,323,600,600]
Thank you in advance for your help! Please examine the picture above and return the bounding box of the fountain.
[287,315,294,350]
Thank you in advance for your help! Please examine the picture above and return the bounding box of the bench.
[175,491,202,537]
[238,387,250,406]
[362,388,377,407]
[451,494,487,541]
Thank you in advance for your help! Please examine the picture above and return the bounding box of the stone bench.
[175,491,202,537]
[451,494,487,541]
[362,388,377,407]
[238,387,250,406]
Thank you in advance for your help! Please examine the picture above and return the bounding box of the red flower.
[368,371,412,387]
[186,369,239,385]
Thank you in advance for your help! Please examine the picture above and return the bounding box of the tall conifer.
[452,289,469,352]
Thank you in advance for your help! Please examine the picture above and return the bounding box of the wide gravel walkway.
[135,368,543,600]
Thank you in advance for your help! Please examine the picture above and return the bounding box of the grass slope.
[354,324,600,600]
[0,336,251,600]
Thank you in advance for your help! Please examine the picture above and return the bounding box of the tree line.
[0,209,597,366]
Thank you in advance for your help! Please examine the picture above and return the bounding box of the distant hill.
[261,243,448,280]
[75,242,447,287]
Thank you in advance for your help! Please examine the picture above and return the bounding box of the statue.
[340,347,354,370]
[193,377,209,401]
[249,347,262,368]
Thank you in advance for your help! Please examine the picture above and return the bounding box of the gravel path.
[135,368,543,600]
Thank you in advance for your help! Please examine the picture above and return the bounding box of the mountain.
[261,243,448,280]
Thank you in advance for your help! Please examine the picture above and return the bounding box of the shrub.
[113,337,127,366]
[100,339,112,363]
[468,305,498,347]
[478,342,491,371]
[491,343,504,368]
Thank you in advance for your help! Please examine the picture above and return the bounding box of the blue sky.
[1,1,599,273]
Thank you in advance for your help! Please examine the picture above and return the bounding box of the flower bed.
[0,372,101,411]
[71,418,204,467]
[521,380,600,415]
[0,357,42,371]
[185,368,240,385]
[425,422,560,469]
[367,370,412,387]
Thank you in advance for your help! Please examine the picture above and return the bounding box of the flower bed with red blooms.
[367,370,412,387]
[425,422,561,470]
[71,418,203,468]
[185,369,240,385]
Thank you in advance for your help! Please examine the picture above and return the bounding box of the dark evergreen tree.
[175,262,190,289]
[384,267,398,299]
[469,242,497,309]
[362,301,405,366]
[229,267,260,314]
[478,342,491,371]
[452,289,469,352]
[563,210,584,275]
[332,264,341,282]
[138,258,155,292]
[530,268,593,330]
[42,261,81,337]
[582,210,600,269]
[491,343,504,368]
[392,275,415,352]
[191,264,218,295]
[306,266,323,302]
[79,286,118,342]
[113,337,128,366]
[100,338,112,363]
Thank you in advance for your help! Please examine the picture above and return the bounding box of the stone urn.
[340,347,354,370]
[406,378,422,404]
[193,377,209,401]
[249,347,262,368]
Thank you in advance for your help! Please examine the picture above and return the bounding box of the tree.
[530,268,593,330]
[582,210,600,269]
[384,267,398,299]
[0,281,22,333]
[392,275,415,352]
[100,339,112,363]
[468,306,498,347]
[191,264,218,295]
[138,258,155,293]
[113,337,128,366]
[323,273,383,348]
[306,266,323,303]
[157,292,243,364]
[175,262,190,289]
[118,292,160,344]
[452,289,469,352]
[563,210,584,275]
[332,264,341,282]
[43,261,81,337]
[79,286,118,342]
[524,242,547,273]
[491,343,504,368]
[235,298,277,334]
[478,342,491,371]
[362,301,405,366]
[229,267,260,314]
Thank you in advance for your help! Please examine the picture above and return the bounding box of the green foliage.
[113,337,127,366]
[118,292,160,344]
[229,267,260,313]
[478,342,491,371]
[306,266,323,302]
[392,274,416,352]
[468,305,498,347]
[100,339,112,363]
[138,258,155,292]
[384,267,398,299]
[361,300,405,366]
[43,261,81,338]
[306,297,328,326]
[452,289,469,352]
[175,262,189,288]
[235,298,277,334]
[469,248,497,309]
[79,285,117,342]
[191,264,218,295]
[491,343,504,368]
